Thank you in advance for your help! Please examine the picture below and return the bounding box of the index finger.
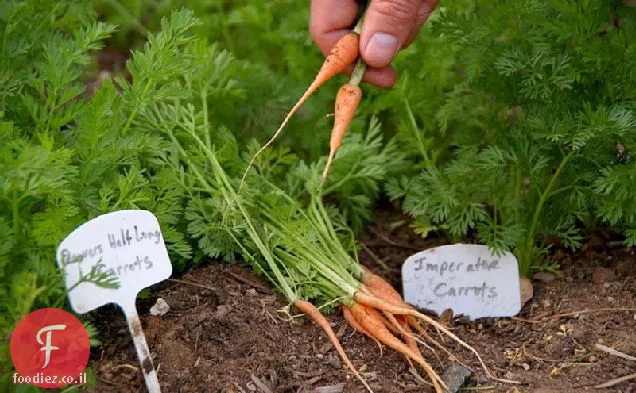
[309,0,360,56]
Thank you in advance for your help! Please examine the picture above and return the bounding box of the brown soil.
[87,206,636,393]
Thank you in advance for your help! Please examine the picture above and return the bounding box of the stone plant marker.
[57,210,173,393]
[402,244,522,320]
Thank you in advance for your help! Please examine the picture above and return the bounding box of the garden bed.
[88,205,636,393]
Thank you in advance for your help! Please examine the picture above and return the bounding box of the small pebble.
[589,355,597,362]
[441,365,472,393]
[149,298,170,316]
[314,384,345,393]
[246,288,258,296]
[520,277,534,305]
[325,354,341,369]
[214,305,232,318]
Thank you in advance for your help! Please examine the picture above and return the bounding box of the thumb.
[359,0,422,68]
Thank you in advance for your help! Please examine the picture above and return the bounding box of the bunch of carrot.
[171,117,507,392]
[241,16,367,190]
[254,192,499,393]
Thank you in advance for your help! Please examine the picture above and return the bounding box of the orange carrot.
[241,32,360,189]
[349,302,446,393]
[321,82,363,183]
[379,310,401,335]
[382,312,421,359]
[358,267,430,337]
[294,300,373,393]
[342,304,383,354]
[397,315,421,356]
[359,266,406,308]
[352,291,506,383]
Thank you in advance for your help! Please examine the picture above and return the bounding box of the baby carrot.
[359,266,406,308]
[342,304,383,353]
[241,31,360,190]
[321,82,363,183]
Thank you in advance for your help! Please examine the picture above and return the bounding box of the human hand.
[310,0,440,88]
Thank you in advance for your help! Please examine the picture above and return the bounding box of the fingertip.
[360,33,400,69]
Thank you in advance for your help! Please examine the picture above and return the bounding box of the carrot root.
[294,300,374,393]
[349,302,446,393]
[342,304,383,355]
[359,270,481,380]
[383,312,421,359]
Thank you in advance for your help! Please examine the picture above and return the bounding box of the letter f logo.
[36,325,66,368]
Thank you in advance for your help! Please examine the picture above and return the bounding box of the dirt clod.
[532,272,557,283]
[593,267,617,284]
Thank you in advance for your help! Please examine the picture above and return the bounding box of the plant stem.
[201,89,211,149]
[175,123,299,302]
[349,5,367,85]
[12,189,19,237]
[102,0,150,36]
[121,79,153,136]
[350,58,367,86]
[217,1,237,54]
[404,96,432,167]
[520,151,574,274]
[354,13,365,34]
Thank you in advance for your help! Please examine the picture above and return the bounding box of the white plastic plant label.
[56,210,172,393]
[402,244,521,320]
[57,210,172,313]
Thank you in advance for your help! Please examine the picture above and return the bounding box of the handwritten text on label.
[56,210,172,315]
[402,244,521,320]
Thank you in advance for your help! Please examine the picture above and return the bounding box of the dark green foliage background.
[2,0,636,391]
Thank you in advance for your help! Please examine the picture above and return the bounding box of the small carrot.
[396,315,421,356]
[349,302,446,393]
[320,82,363,184]
[352,291,507,383]
[359,266,407,308]
[382,312,422,360]
[358,267,431,337]
[342,304,383,354]
[240,31,360,190]
[294,300,373,393]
